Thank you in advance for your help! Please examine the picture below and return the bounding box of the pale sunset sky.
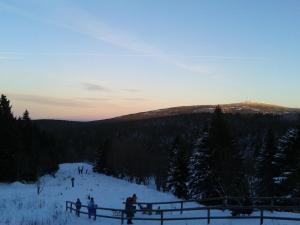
[0,0,299,120]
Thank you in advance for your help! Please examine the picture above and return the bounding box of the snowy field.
[0,163,300,225]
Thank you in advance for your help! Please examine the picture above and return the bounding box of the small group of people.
[74,194,138,223]
[74,197,97,220]
[77,166,84,174]
[125,194,137,224]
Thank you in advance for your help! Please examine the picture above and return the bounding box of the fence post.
[65,201,68,211]
[260,209,264,225]
[94,208,97,220]
[121,210,124,225]
[70,203,72,213]
[160,211,164,225]
[180,202,183,214]
[207,208,211,224]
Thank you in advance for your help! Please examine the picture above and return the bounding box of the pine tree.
[273,128,297,194]
[167,136,190,199]
[20,110,37,181]
[188,131,213,199]
[255,129,277,196]
[0,95,14,120]
[0,95,18,181]
[0,95,59,182]
[23,110,30,121]
[275,123,300,197]
[94,139,110,174]
[191,106,248,198]
[212,106,247,196]
[166,137,178,190]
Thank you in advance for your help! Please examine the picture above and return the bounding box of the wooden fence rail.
[127,197,300,215]
[66,199,300,225]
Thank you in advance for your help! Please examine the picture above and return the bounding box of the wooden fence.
[66,197,300,225]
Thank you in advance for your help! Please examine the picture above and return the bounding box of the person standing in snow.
[125,197,134,224]
[75,198,82,217]
[71,177,75,187]
[88,197,96,220]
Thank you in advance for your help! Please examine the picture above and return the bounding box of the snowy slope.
[0,163,299,225]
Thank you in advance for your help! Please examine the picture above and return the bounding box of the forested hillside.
[34,102,300,199]
[1,93,299,198]
[0,95,60,182]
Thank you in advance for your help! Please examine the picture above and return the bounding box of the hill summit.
[113,101,300,121]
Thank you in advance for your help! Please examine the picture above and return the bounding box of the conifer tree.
[211,106,247,196]
[0,94,59,182]
[276,122,300,197]
[256,129,277,196]
[94,139,110,174]
[167,136,190,199]
[0,95,14,120]
[0,95,17,181]
[21,110,37,181]
[188,131,213,199]
[190,106,248,198]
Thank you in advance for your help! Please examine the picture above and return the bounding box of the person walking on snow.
[88,197,96,220]
[125,197,134,224]
[71,177,75,187]
[75,198,82,217]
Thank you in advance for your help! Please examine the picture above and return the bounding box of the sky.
[0,0,300,121]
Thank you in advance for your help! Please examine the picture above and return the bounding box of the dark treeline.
[0,95,60,182]
[2,93,299,198]
[33,98,300,199]
[92,107,300,199]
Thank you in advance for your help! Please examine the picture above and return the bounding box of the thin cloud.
[10,93,109,108]
[1,52,267,60]
[82,82,112,92]
[0,2,267,74]
[123,89,141,93]
[81,97,110,101]
[0,56,22,60]
[0,53,24,60]
[0,2,210,74]
[123,98,147,101]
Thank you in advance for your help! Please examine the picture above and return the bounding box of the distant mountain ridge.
[112,101,300,121]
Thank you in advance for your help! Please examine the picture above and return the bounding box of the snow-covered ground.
[0,163,299,225]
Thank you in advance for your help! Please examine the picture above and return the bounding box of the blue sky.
[0,0,299,120]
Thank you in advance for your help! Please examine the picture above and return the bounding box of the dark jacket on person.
[88,200,95,210]
[125,197,135,217]
[75,199,82,209]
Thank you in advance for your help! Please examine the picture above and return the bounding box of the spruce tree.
[21,110,37,181]
[191,106,248,198]
[276,122,300,197]
[0,95,59,182]
[167,136,190,199]
[0,95,14,120]
[0,95,18,181]
[273,128,297,195]
[212,106,247,196]
[188,131,213,199]
[256,129,277,196]
[94,139,110,174]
